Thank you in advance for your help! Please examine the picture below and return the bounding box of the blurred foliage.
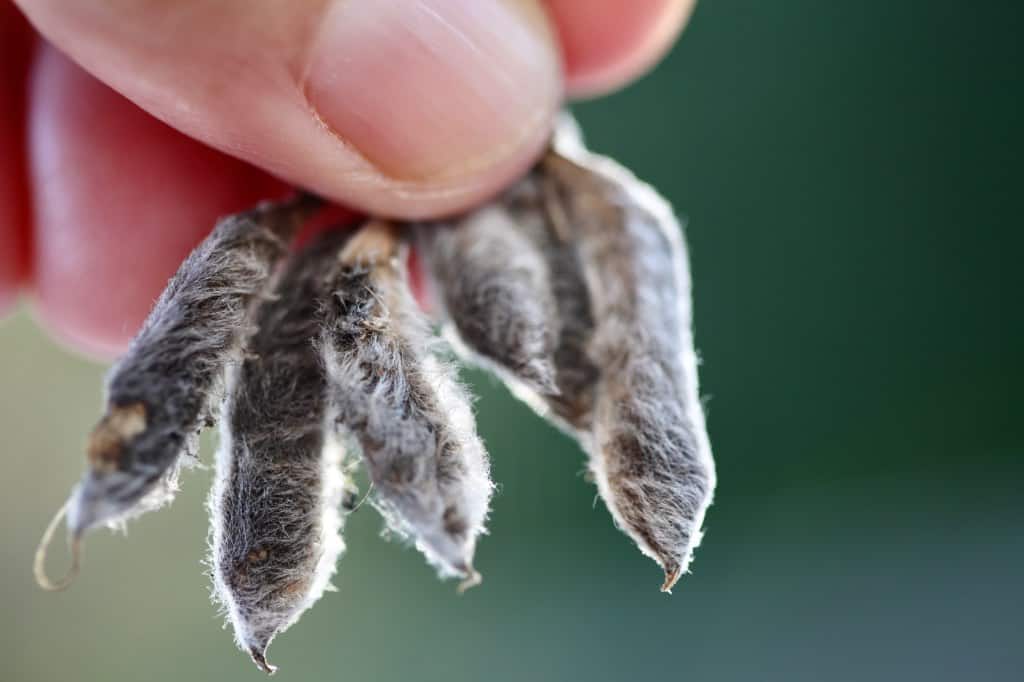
[3,2,1021,681]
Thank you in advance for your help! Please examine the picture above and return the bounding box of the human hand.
[2,0,694,357]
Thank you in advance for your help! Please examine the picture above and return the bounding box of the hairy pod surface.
[409,120,714,589]
[417,172,600,432]
[498,170,602,430]
[542,125,716,591]
[209,230,350,674]
[35,111,716,675]
[321,222,492,584]
[415,207,559,396]
[68,196,319,536]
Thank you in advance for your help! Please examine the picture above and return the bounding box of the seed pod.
[416,172,600,432]
[498,114,601,429]
[321,221,492,585]
[209,230,351,674]
[541,125,716,592]
[66,195,319,537]
[415,207,559,396]
[497,171,602,430]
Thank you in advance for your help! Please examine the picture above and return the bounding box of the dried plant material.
[415,208,559,395]
[40,195,320,590]
[494,171,602,430]
[540,124,716,592]
[416,174,601,433]
[321,221,492,585]
[33,501,81,592]
[208,231,351,674]
[34,111,716,673]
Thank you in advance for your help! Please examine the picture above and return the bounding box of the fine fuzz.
[34,111,717,674]
[417,173,600,432]
[407,120,715,590]
[496,170,602,430]
[320,222,492,584]
[209,231,350,674]
[542,125,716,592]
[415,207,559,396]
[68,195,318,537]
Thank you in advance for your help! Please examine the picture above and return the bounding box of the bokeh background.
[4,2,1022,681]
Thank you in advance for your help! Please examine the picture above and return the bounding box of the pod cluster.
[38,120,716,673]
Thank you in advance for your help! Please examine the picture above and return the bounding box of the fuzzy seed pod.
[497,170,602,430]
[321,221,492,585]
[415,207,559,396]
[66,195,319,539]
[417,172,600,432]
[542,125,717,592]
[209,230,351,674]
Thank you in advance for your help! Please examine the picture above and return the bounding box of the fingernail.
[305,0,560,182]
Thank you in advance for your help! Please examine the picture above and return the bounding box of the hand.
[2,0,694,357]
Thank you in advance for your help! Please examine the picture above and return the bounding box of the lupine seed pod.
[541,122,716,592]
[32,105,717,676]
[415,129,714,590]
[416,170,601,433]
[415,206,559,396]
[65,195,319,542]
[320,221,492,586]
[209,230,351,674]
[496,170,602,430]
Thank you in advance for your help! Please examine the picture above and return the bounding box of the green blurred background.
[4,2,1022,681]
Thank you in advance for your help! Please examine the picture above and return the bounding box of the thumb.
[15,0,562,219]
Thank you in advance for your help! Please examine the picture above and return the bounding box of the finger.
[15,0,562,219]
[544,0,696,97]
[0,4,34,316]
[28,46,286,359]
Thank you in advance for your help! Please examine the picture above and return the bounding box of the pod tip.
[456,566,482,594]
[660,564,682,594]
[249,647,278,675]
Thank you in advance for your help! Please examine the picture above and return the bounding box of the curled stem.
[34,500,83,592]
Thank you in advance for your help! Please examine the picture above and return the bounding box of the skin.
[2,0,695,358]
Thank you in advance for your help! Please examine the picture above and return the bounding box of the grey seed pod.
[542,124,716,592]
[416,170,600,433]
[498,170,602,430]
[321,221,492,585]
[415,205,560,396]
[208,230,351,674]
[67,195,319,537]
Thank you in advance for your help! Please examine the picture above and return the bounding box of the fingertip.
[305,0,561,187]
[545,0,695,97]
[18,0,563,219]
[28,46,286,357]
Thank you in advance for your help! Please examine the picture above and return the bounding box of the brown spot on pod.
[85,402,148,473]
